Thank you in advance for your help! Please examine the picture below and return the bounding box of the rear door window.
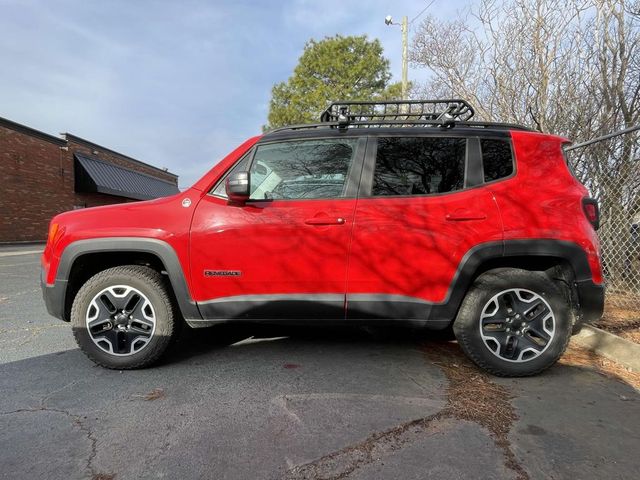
[372,137,466,196]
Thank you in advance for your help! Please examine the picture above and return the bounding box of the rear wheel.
[71,265,178,369]
[453,269,572,377]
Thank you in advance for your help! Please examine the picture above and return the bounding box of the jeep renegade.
[41,99,604,376]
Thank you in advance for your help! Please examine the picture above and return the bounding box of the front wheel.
[71,265,179,369]
[453,269,572,377]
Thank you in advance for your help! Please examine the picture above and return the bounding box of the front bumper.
[41,267,67,321]
[573,279,605,333]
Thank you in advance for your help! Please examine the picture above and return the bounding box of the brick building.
[0,116,179,243]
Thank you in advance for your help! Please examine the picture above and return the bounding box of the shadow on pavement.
[167,322,454,362]
[0,324,638,480]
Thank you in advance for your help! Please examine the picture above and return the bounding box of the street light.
[384,14,409,100]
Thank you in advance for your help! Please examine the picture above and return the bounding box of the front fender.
[43,237,201,322]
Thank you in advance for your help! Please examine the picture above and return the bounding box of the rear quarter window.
[481,138,514,182]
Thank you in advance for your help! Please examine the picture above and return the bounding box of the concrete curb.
[0,243,45,256]
[573,325,640,372]
[0,249,44,258]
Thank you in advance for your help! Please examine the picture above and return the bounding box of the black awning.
[74,154,180,201]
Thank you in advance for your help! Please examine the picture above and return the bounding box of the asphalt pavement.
[1,246,638,479]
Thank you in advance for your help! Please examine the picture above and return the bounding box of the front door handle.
[305,217,346,226]
[445,210,487,221]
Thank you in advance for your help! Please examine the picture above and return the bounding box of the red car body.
[42,127,604,331]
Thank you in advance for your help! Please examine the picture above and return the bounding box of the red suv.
[41,100,604,376]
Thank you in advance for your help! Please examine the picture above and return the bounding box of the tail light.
[582,198,600,230]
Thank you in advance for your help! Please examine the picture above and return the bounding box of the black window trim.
[210,136,367,202]
[209,132,517,202]
[465,138,483,188]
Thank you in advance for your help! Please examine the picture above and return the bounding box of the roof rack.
[266,98,533,134]
[320,99,475,127]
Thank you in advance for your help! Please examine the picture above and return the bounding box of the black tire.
[71,265,179,369]
[453,268,572,377]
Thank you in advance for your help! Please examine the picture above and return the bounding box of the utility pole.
[386,2,435,100]
[400,15,408,100]
[385,15,410,100]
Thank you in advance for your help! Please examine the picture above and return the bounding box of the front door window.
[248,139,358,200]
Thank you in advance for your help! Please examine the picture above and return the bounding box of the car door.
[190,136,366,321]
[345,134,503,322]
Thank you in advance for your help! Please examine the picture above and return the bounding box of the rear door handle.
[305,217,346,226]
[445,210,487,221]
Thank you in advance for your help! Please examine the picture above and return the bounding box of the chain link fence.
[565,126,640,319]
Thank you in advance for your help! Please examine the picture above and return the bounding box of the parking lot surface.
[1,247,639,479]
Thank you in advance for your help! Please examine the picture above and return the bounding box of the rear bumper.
[41,267,67,321]
[574,279,605,332]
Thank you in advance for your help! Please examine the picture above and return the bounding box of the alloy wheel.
[85,285,156,356]
[479,288,556,362]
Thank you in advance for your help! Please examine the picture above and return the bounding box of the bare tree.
[410,0,640,305]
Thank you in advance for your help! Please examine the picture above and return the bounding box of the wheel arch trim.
[431,238,598,320]
[53,237,201,322]
[346,239,598,324]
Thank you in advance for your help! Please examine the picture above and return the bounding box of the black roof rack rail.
[320,99,475,127]
[267,120,533,134]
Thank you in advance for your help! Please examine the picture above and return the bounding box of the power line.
[410,0,436,25]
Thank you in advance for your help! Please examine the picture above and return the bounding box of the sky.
[0,0,471,188]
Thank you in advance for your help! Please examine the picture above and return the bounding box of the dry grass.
[561,342,640,390]
[287,341,529,480]
[424,343,517,435]
[593,297,640,344]
[424,342,528,480]
[287,339,639,480]
[131,388,165,401]
[620,329,640,343]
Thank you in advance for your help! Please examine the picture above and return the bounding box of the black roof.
[74,153,180,201]
[66,133,178,179]
[262,124,516,143]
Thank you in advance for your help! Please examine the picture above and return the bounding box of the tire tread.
[70,265,177,370]
[453,269,572,377]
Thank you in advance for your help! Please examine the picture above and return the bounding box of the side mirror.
[225,171,250,204]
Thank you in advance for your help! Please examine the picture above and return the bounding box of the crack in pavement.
[0,381,113,480]
[285,341,528,480]
[284,411,449,480]
[424,342,528,480]
[0,407,103,478]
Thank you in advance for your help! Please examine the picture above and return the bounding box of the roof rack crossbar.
[320,99,475,127]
